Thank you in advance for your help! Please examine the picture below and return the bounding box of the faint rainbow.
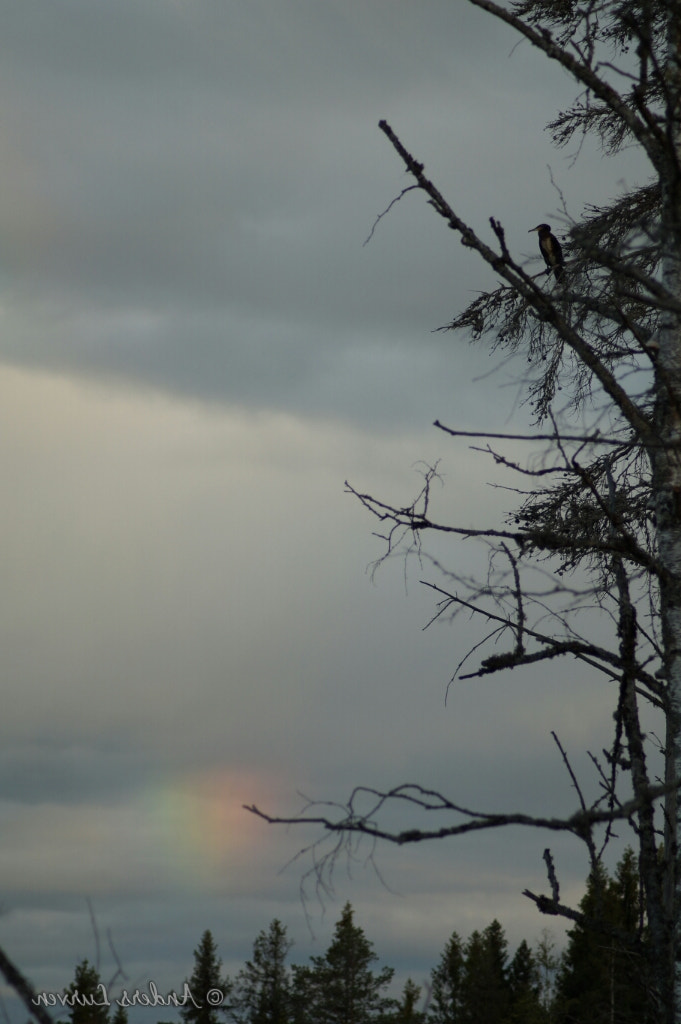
[145,768,277,887]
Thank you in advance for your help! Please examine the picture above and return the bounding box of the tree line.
[61,849,646,1024]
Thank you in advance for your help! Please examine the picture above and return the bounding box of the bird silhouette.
[529,223,564,280]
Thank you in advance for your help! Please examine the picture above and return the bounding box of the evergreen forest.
[60,850,646,1024]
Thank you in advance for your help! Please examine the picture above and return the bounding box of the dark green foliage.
[76,849,654,1024]
[110,1005,128,1024]
[506,940,546,1024]
[428,931,464,1024]
[388,979,425,1024]
[459,921,509,1024]
[180,930,232,1024]
[64,960,110,1024]
[234,920,292,1024]
[293,902,394,1024]
[554,849,649,1024]
[429,925,547,1024]
[289,963,314,1024]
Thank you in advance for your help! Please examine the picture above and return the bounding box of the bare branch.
[245,779,678,847]
[363,185,420,247]
[467,0,667,168]
[0,945,54,1024]
[542,847,561,904]
[345,478,662,577]
[377,119,657,446]
[433,421,638,446]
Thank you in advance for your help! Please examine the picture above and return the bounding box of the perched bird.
[529,223,564,280]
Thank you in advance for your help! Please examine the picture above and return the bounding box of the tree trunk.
[656,12,681,1022]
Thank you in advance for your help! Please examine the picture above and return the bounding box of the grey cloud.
[0,0,617,429]
[0,4,646,1020]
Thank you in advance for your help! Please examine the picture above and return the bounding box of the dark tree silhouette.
[64,960,109,1024]
[390,979,425,1024]
[247,1,681,1021]
[291,903,393,1024]
[234,920,293,1024]
[554,850,648,1024]
[428,931,465,1024]
[181,930,232,1024]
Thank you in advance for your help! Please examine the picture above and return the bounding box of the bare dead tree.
[247,2,681,1021]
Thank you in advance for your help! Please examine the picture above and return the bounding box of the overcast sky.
[0,1,654,1019]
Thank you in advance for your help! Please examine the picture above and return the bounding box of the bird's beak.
[528,226,540,233]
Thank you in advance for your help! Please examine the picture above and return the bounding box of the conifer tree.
[390,979,425,1024]
[110,1005,128,1024]
[554,851,648,1024]
[459,922,509,1024]
[289,963,314,1024]
[428,931,464,1024]
[295,903,393,1024]
[506,940,545,1024]
[64,959,110,1024]
[234,920,292,1024]
[181,930,232,1024]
